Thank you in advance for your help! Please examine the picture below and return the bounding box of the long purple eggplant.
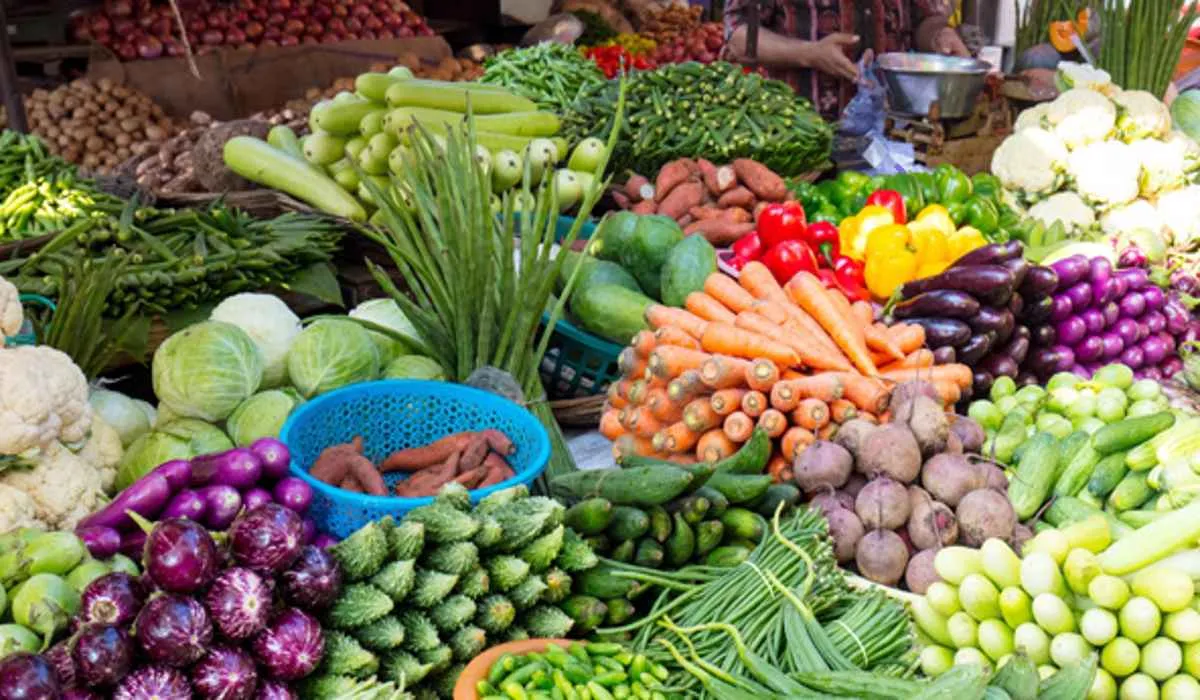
[904,317,972,347]
[1002,326,1031,365]
[76,526,122,559]
[892,290,980,320]
[1002,257,1030,290]
[1019,266,1059,298]
[900,265,1015,305]
[958,333,996,365]
[951,241,1023,267]
[1023,294,1054,325]
[968,307,1014,337]
[1008,292,1024,318]
[932,346,957,364]
[972,370,992,395]
[979,352,1018,379]
[78,474,172,532]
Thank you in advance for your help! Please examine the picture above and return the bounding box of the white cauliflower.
[1055,62,1115,95]
[1046,88,1117,149]
[1128,138,1188,195]
[1156,185,1200,245]
[1027,192,1097,235]
[1066,140,1140,207]
[0,483,45,533]
[75,415,122,493]
[1113,90,1172,141]
[992,127,1069,196]
[0,345,91,455]
[0,275,20,342]
[1163,130,1200,175]
[1100,199,1165,239]
[1,439,108,530]
[1014,102,1050,132]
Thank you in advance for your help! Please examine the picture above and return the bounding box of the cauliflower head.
[1015,103,1050,132]
[1156,185,1200,246]
[1163,130,1200,175]
[0,483,45,533]
[1046,88,1116,149]
[992,127,1069,196]
[0,440,107,530]
[1128,138,1188,196]
[1055,62,1115,95]
[1113,90,1172,141]
[75,415,122,493]
[0,345,91,455]
[1066,140,1140,207]
[0,275,20,342]
[1100,199,1165,238]
[1028,192,1097,235]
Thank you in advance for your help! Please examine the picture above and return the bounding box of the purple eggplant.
[1056,317,1087,346]
[161,490,207,522]
[1024,294,1054,324]
[250,439,291,481]
[958,333,995,365]
[893,289,981,319]
[904,317,971,347]
[1010,294,1027,321]
[113,666,191,700]
[134,594,212,667]
[1080,308,1105,334]
[900,265,1014,305]
[43,641,75,688]
[1164,300,1191,335]
[1119,246,1148,268]
[1159,331,1178,354]
[1003,257,1030,290]
[1141,286,1166,311]
[192,646,259,700]
[0,653,60,700]
[1137,320,1152,342]
[73,624,133,687]
[242,488,274,513]
[229,504,304,573]
[144,518,218,593]
[1089,257,1113,304]
[77,473,171,532]
[1050,294,1074,322]
[280,546,341,611]
[205,568,273,641]
[251,608,324,681]
[76,526,121,559]
[1031,324,1056,347]
[1102,302,1120,327]
[1171,270,1200,295]
[300,519,316,546]
[952,241,1023,267]
[1112,273,1130,299]
[1163,356,1184,376]
[193,450,262,491]
[118,530,146,561]
[1049,255,1090,287]
[312,534,338,550]
[151,460,193,492]
[1029,346,1075,378]
[63,690,102,700]
[198,485,243,530]
[255,680,298,700]
[1019,266,1059,298]
[1144,366,1165,380]
[1113,318,1139,346]
[972,370,993,395]
[78,573,146,629]
[1101,334,1123,359]
[1075,336,1104,362]
[1119,293,1146,319]
[1120,346,1145,369]
[1118,267,1151,290]
[932,346,957,364]
[272,478,313,514]
[1003,326,1031,365]
[1063,281,1093,310]
[980,353,1018,379]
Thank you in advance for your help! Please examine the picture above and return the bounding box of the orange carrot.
[781,427,815,460]
[646,305,709,338]
[785,273,878,376]
[696,429,735,462]
[817,423,838,440]
[685,291,737,323]
[740,390,767,418]
[827,372,890,414]
[701,322,800,367]
[864,323,905,361]
[704,273,759,313]
[723,411,754,443]
[767,453,790,483]
[858,412,880,425]
[631,330,657,358]
[609,378,635,403]
[890,323,926,354]
[648,346,711,379]
[757,408,787,438]
[710,388,748,416]
[933,380,963,405]
[781,369,805,381]
[771,375,844,410]
[792,398,830,430]
[683,398,721,433]
[850,300,874,328]
[612,434,656,460]
[656,421,699,453]
[830,398,858,423]
[879,410,892,424]
[739,261,797,310]
[618,348,648,379]
[599,409,624,440]
[745,358,780,392]
[645,387,683,423]
[734,311,851,372]
[699,355,754,389]
[880,363,973,388]
[627,379,651,406]
[880,348,935,372]
[655,325,702,350]
[663,453,698,465]
[667,370,707,404]
[606,383,630,410]
[625,406,663,438]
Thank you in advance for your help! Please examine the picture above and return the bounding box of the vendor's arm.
[912,0,971,56]
[723,0,859,82]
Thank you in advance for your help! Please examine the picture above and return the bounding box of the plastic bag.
[839,51,886,137]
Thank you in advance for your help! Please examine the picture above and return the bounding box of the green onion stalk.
[1097,0,1198,98]
[360,81,628,483]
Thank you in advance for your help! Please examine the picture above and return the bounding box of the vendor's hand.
[932,27,970,56]
[803,33,859,82]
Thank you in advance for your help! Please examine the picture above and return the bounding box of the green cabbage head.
[116,419,234,489]
[226,389,302,446]
[287,319,380,398]
[152,321,264,422]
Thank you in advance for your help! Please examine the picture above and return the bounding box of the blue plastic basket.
[280,379,550,538]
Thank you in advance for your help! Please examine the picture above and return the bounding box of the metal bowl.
[877,53,991,119]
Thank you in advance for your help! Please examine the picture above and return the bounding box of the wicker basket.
[153,189,316,219]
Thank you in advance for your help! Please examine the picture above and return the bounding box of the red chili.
[804,221,839,267]
[756,201,807,250]
[866,189,907,224]
[730,231,764,261]
[761,240,818,284]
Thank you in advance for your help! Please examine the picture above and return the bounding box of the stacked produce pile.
[474,640,675,698]
[311,484,605,696]
[0,79,175,174]
[0,530,140,658]
[893,241,1057,397]
[481,43,608,115]
[71,0,433,59]
[563,61,832,177]
[632,2,702,44]
[0,134,120,242]
[646,22,724,66]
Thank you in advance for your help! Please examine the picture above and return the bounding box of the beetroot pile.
[0,504,339,699]
[792,382,1022,592]
[71,0,435,61]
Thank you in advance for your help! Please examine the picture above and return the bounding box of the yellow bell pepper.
[915,204,957,238]
[947,226,988,261]
[865,223,910,257]
[908,220,951,268]
[865,246,918,299]
[840,205,894,260]
[916,259,952,279]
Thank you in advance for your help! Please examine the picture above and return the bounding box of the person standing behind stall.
[723,0,971,120]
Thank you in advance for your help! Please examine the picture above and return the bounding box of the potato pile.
[0,78,174,174]
[793,381,1023,593]
[634,2,703,43]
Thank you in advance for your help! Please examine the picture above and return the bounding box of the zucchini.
[664,513,695,567]
[1007,432,1058,519]
[633,538,664,568]
[1086,451,1129,499]
[713,428,772,474]
[1054,431,1091,481]
[564,498,614,535]
[312,99,382,136]
[705,545,751,567]
[1092,412,1175,455]
[704,472,772,504]
[720,508,765,541]
[693,486,729,517]
[1052,442,1100,498]
[383,106,560,137]
[223,137,366,221]
[1043,496,1132,538]
[385,81,536,113]
[694,520,724,557]
[1106,470,1153,512]
[606,506,650,541]
[550,466,694,507]
[1117,509,1160,527]
[267,125,304,158]
[646,505,672,543]
[359,109,387,137]
[355,71,407,101]
[302,131,347,166]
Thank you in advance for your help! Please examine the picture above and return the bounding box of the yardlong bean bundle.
[562,61,833,176]
[1097,0,1198,98]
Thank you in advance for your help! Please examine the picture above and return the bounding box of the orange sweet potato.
[733,159,787,201]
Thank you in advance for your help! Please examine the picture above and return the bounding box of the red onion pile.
[650,23,725,65]
[71,0,434,61]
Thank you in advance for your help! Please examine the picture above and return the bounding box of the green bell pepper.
[810,205,841,225]
[911,172,940,208]
[836,170,872,194]
[946,201,967,226]
[963,195,1000,233]
[971,173,1002,199]
[867,175,887,193]
[934,164,973,204]
[882,174,925,216]
[842,189,869,217]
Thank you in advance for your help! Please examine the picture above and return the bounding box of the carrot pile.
[600,263,974,480]
[309,430,517,497]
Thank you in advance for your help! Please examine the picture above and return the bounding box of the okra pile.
[477,641,675,700]
[561,61,832,177]
[0,131,117,242]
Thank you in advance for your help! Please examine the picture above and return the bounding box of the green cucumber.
[1107,470,1154,511]
[694,520,724,556]
[1042,496,1132,538]
[660,235,717,307]
[1008,432,1059,518]
[704,472,772,504]
[705,545,752,567]
[355,71,408,101]
[1055,431,1091,481]
[757,484,801,518]
[664,513,695,567]
[693,487,729,517]
[577,565,639,599]
[564,498,614,535]
[714,428,772,474]
[992,409,1031,464]
[647,506,672,543]
[570,284,654,345]
[313,99,382,135]
[666,495,710,525]
[1087,450,1129,499]
[606,506,650,541]
[633,538,664,568]
[302,131,347,166]
[384,106,560,137]
[1052,442,1100,497]
[609,539,635,563]
[223,137,366,221]
[1092,412,1176,455]
[719,508,765,541]
[550,466,693,507]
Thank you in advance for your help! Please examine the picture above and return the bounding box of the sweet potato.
[732,159,787,201]
[657,181,706,221]
[696,158,720,195]
[347,454,388,496]
[683,219,755,246]
[339,475,363,493]
[458,434,490,473]
[624,173,652,202]
[717,186,755,209]
[310,442,361,483]
[655,159,696,202]
[612,191,631,210]
[481,429,515,455]
[381,432,475,472]
[632,199,658,215]
[688,205,726,220]
[454,465,488,488]
[713,165,737,193]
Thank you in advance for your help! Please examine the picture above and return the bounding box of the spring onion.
[1014,622,1052,664]
[1140,637,1183,680]
[1119,597,1163,644]
[1033,593,1077,635]
[1081,608,1120,647]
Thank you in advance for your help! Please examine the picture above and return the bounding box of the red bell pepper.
[730,231,764,261]
[866,189,907,225]
[761,240,818,284]
[833,256,868,301]
[755,201,807,250]
[804,221,839,266]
